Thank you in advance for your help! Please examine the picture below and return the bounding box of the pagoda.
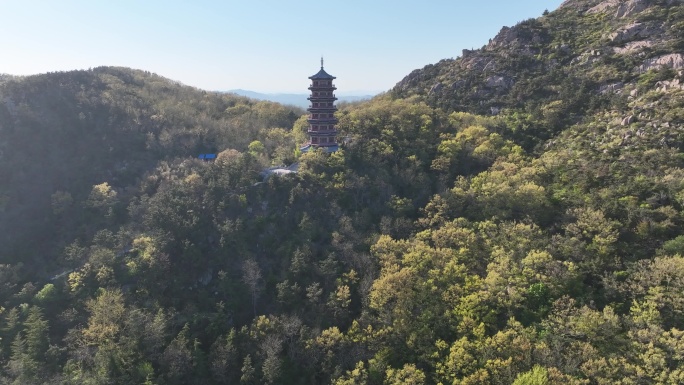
[301,58,339,152]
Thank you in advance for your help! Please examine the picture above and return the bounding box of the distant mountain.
[226,89,376,108]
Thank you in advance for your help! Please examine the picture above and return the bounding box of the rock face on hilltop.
[392,0,684,148]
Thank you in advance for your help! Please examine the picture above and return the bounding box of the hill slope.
[392,0,684,148]
[0,67,302,267]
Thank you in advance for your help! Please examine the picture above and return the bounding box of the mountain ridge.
[391,0,684,150]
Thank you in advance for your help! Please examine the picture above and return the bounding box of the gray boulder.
[615,0,650,18]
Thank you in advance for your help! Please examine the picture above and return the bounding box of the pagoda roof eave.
[309,68,336,80]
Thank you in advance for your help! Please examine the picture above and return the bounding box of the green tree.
[86,182,118,211]
[33,283,58,306]
[385,363,426,385]
[512,365,548,385]
[163,324,193,385]
[6,332,38,383]
[334,361,368,385]
[24,306,49,363]
[242,259,263,317]
[210,330,238,384]
[240,354,256,385]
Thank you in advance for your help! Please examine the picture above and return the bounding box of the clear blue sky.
[0,1,564,94]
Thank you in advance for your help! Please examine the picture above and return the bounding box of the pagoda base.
[300,144,339,153]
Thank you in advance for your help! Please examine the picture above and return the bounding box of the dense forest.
[1,0,684,384]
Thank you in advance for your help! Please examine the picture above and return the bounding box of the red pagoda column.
[301,58,339,152]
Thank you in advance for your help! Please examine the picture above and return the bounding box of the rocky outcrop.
[613,40,653,54]
[608,22,656,44]
[615,0,650,18]
[587,0,620,14]
[586,0,650,17]
[570,50,603,66]
[599,82,624,94]
[450,80,467,90]
[460,56,489,71]
[488,27,518,49]
[485,75,513,90]
[559,0,604,10]
[483,60,498,72]
[638,54,684,72]
[621,115,636,126]
[486,24,545,53]
[428,83,443,95]
[558,0,578,9]
[655,78,684,92]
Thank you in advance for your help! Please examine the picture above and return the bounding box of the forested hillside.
[0,67,302,270]
[1,0,684,384]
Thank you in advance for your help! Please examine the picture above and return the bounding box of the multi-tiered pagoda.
[301,58,338,152]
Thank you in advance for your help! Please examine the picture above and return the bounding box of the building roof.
[260,166,297,179]
[309,67,336,80]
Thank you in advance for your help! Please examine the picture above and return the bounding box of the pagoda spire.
[321,56,324,69]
